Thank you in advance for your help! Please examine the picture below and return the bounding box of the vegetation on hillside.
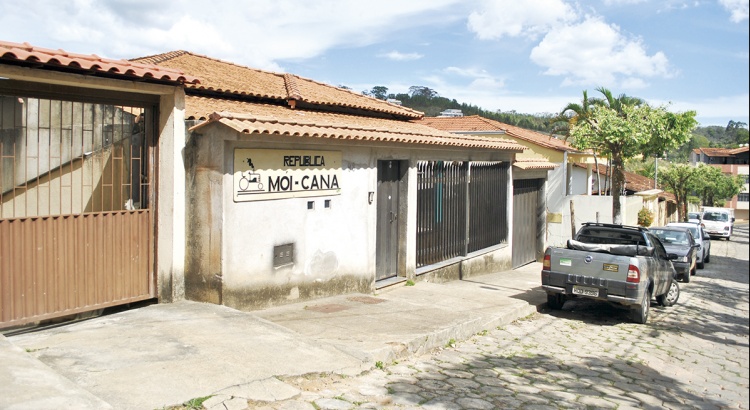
[359,85,748,155]
[362,85,555,133]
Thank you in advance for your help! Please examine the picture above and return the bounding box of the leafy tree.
[726,120,750,146]
[362,86,388,100]
[550,90,605,194]
[659,164,699,222]
[408,86,439,99]
[693,164,744,206]
[667,133,710,163]
[565,87,697,223]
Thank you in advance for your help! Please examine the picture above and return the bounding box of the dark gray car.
[650,226,699,283]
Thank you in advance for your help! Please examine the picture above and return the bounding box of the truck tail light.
[627,264,641,283]
[543,254,551,270]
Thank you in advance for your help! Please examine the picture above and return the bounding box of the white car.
[667,222,711,269]
[687,212,702,224]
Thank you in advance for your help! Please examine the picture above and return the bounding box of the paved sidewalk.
[1,262,545,410]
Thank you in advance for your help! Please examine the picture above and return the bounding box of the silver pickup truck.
[541,223,680,324]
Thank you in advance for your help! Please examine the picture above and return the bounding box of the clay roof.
[728,146,749,155]
[0,40,199,85]
[414,115,581,152]
[694,147,734,157]
[513,159,559,170]
[132,51,422,119]
[187,100,525,151]
[582,164,677,202]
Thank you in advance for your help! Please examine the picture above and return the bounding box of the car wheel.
[657,280,679,307]
[705,252,710,263]
[546,293,565,310]
[631,291,650,324]
[682,272,690,283]
[697,260,704,269]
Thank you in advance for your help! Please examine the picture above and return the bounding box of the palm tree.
[550,90,603,195]
[591,87,645,222]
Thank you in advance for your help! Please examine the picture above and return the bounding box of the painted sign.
[233,149,342,201]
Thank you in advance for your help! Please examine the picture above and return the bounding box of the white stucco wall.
[570,165,591,196]
[221,143,376,288]
[185,125,515,310]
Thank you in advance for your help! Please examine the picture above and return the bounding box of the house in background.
[580,164,679,227]
[414,115,602,265]
[690,146,749,220]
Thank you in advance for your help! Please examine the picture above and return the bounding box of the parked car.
[687,212,702,224]
[649,226,699,283]
[542,223,679,324]
[667,222,711,269]
[701,207,735,240]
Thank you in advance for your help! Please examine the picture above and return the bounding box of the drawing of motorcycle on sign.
[238,157,263,192]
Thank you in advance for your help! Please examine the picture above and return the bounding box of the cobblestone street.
[250,224,750,410]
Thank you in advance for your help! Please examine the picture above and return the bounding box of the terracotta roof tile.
[0,40,199,84]
[187,99,525,151]
[694,146,749,157]
[414,115,580,152]
[696,147,734,156]
[132,51,422,119]
[513,159,559,170]
[582,163,677,202]
[133,50,287,99]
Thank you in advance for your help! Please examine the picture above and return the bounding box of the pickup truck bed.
[542,223,679,324]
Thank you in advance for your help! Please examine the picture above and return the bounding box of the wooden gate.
[0,95,156,329]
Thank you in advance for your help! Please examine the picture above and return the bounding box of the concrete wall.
[185,125,515,311]
[546,195,651,247]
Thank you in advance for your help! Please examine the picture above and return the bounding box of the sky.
[1,0,748,128]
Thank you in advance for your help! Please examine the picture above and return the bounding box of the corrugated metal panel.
[0,94,155,330]
[1,211,153,329]
[512,179,543,268]
[468,162,508,252]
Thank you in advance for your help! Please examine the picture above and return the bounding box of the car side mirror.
[667,253,678,261]
[692,244,700,248]
[731,217,735,222]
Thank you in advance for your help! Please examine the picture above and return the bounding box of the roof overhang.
[190,110,527,151]
[513,159,559,170]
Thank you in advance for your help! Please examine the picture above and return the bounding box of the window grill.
[0,96,149,219]
[417,160,509,267]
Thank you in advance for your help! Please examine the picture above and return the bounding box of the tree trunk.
[611,153,625,224]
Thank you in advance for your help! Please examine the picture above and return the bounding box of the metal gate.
[1,95,156,329]
[512,179,543,268]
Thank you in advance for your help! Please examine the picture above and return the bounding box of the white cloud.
[530,16,673,88]
[660,93,750,122]
[467,0,577,40]
[0,0,463,71]
[380,51,424,61]
[444,67,506,90]
[602,0,648,4]
[719,0,750,22]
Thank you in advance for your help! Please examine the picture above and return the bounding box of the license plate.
[572,285,599,297]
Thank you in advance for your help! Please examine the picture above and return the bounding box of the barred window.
[739,192,749,202]
[416,160,509,267]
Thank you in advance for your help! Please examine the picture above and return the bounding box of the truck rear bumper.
[542,284,639,306]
